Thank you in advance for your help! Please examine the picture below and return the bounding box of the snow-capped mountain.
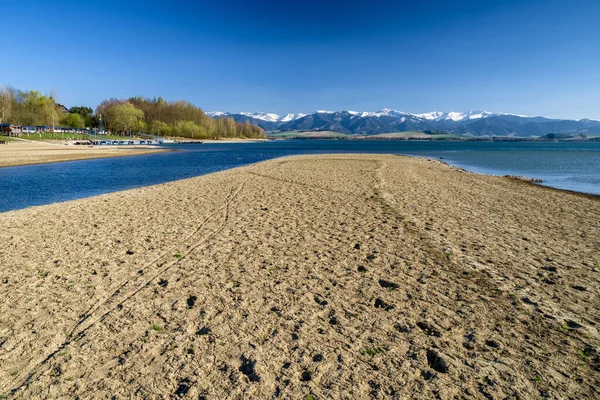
[207,111,306,123]
[207,109,600,137]
[415,110,528,122]
[239,112,280,123]
[206,111,228,118]
[281,113,308,122]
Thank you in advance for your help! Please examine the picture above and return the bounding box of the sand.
[0,141,165,167]
[0,154,598,399]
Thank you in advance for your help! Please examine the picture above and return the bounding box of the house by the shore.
[0,123,21,136]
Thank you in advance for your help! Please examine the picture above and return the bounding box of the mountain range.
[206,109,600,137]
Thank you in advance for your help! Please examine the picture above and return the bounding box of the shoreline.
[0,141,169,168]
[1,147,599,212]
[417,155,600,200]
[1,154,598,398]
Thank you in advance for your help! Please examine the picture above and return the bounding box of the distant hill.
[207,109,600,137]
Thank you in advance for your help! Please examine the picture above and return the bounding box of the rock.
[312,354,324,362]
[126,250,134,255]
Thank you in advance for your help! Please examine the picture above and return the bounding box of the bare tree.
[0,87,12,126]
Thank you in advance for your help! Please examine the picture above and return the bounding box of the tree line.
[0,86,265,139]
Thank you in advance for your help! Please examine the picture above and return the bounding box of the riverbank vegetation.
[0,86,265,140]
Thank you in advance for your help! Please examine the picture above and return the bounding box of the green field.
[15,132,91,141]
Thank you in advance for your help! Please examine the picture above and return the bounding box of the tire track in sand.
[8,179,249,397]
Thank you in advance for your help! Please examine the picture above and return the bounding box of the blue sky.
[2,0,599,119]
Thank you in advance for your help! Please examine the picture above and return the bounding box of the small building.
[20,126,51,135]
[57,103,70,114]
[0,123,22,136]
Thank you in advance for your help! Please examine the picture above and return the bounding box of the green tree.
[0,87,12,125]
[63,113,85,128]
[43,99,61,131]
[104,102,145,135]
[69,106,96,127]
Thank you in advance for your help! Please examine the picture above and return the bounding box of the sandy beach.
[0,154,598,399]
[0,141,166,168]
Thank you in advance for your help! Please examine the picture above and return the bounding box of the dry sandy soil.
[0,154,599,399]
[0,141,164,167]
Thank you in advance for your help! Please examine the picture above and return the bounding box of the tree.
[63,113,85,129]
[43,99,61,132]
[69,106,96,127]
[69,106,93,116]
[104,102,144,135]
[0,87,12,125]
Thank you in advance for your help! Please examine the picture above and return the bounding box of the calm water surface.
[1,140,599,212]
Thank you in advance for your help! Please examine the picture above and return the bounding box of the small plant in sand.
[174,253,182,259]
[532,376,541,382]
[151,324,163,331]
[363,346,386,357]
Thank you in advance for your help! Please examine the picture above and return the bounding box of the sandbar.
[0,154,598,398]
[0,141,166,168]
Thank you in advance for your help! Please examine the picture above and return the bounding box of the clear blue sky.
[2,0,599,119]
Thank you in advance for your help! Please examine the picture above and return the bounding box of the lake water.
[1,140,599,213]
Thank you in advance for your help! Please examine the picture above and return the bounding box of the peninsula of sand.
[0,141,165,168]
[1,154,598,399]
